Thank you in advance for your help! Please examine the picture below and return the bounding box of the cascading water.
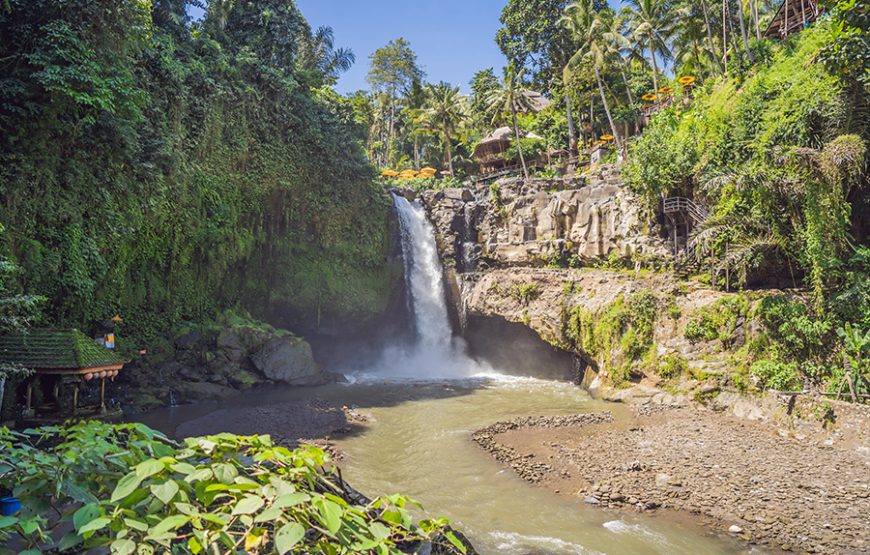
[350,194,489,380]
[394,194,453,349]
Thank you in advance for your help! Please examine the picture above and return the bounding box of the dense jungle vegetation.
[0,0,396,342]
[353,0,869,394]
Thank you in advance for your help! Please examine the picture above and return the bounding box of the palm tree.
[672,2,717,77]
[300,26,356,82]
[733,0,754,63]
[625,0,673,97]
[420,84,469,176]
[601,9,636,106]
[485,65,536,179]
[561,2,623,149]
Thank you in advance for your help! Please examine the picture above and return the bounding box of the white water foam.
[349,195,493,382]
[489,530,605,554]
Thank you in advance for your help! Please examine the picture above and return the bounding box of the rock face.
[251,337,319,385]
[417,166,759,392]
[421,166,668,273]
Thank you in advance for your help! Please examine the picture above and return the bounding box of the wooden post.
[25,381,33,413]
[100,378,107,414]
[72,382,79,416]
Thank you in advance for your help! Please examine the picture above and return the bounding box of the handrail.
[663,197,709,224]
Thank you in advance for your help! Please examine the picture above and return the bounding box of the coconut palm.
[625,0,673,97]
[299,26,356,82]
[561,2,623,149]
[601,10,636,106]
[421,83,469,176]
[672,2,718,77]
[485,65,536,179]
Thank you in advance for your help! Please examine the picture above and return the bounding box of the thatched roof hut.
[473,128,545,174]
[764,0,820,39]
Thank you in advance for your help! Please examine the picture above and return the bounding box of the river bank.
[473,400,870,555]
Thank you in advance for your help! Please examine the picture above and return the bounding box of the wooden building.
[0,329,126,421]
[764,0,820,39]
[473,127,514,174]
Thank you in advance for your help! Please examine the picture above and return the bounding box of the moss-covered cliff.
[0,0,396,339]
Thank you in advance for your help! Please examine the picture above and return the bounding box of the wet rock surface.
[475,406,870,555]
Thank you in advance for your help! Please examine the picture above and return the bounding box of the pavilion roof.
[0,329,126,371]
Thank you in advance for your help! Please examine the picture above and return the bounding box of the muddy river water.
[141,374,756,555]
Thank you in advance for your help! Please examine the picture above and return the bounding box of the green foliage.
[749,359,801,391]
[0,0,394,340]
[565,290,657,385]
[836,323,870,395]
[511,282,541,304]
[684,296,749,346]
[657,352,687,380]
[819,0,870,90]
[0,422,463,555]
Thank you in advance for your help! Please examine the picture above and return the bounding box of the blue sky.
[191,1,627,94]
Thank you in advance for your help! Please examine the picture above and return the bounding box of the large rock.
[216,330,245,362]
[250,336,321,385]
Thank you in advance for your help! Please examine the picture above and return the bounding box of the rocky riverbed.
[474,404,870,555]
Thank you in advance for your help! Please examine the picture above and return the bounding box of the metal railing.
[663,197,709,224]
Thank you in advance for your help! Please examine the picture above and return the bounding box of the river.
[140,194,754,554]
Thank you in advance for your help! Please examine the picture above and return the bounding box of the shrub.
[750,359,801,391]
[0,422,466,555]
[658,353,688,380]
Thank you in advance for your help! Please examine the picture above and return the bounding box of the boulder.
[250,337,321,385]
[442,188,473,202]
[227,369,262,389]
[216,330,245,362]
[174,331,203,351]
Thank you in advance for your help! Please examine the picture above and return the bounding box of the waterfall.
[349,194,492,381]
[394,195,453,349]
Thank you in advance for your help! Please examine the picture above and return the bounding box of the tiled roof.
[0,329,126,370]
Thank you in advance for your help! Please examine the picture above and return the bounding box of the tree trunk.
[387,88,396,166]
[566,95,577,153]
[512,109,529,179]
[752,0,762,40]
[649,39,659,97]
[443,126,454,175]
[735,0,754,62]
[619,66,634,105]
[594,63,621,149]
[700,0,724,74]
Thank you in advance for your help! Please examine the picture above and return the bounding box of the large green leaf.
[314,498,343,536]
[148,514,190,537]
[275,522,306,554]
[78,516,110,535]
[73,503,101,531]
[231,495,265,516]
[135,459,165,479]
[110,538,136,555]
[111,471,144,502]
[150,480,179,505]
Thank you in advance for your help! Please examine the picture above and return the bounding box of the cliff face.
[420,165,669,273]
[418,167,754,394]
